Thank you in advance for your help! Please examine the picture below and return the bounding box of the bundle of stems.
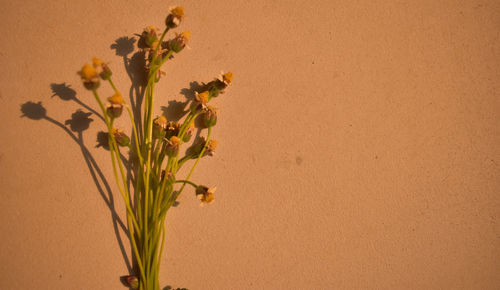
[77,6,233,290]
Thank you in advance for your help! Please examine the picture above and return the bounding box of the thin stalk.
[92,89,145,283]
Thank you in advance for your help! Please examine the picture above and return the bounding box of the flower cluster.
[76,6,233,289]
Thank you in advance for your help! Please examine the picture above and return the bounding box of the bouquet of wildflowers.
[77,6,232,289]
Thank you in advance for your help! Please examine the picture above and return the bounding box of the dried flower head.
[196,91,209,104]
[189,137,218,159]
[166,6,185,28]
[202,105,218,127]
[205,139,218,156]
[106,92,124,118]
[196,185,216,205]
[190,90,209,112]
[222,72,233,85]
[165,136,181,157]
[207,71,234,98]
[165,121,180,139]
[78,64,100,90]
[153,115,167,138]
[169,31,190,53]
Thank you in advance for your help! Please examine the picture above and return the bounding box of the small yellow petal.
[171,6,184,18]
[92,57,103,67]
[180,31,190,40]
[108,92,124,104]
[79,64,97,80]
[196,91,209,103]
[223,72,233,84]
[157,115,167,124]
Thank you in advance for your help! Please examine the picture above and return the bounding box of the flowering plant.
[77,6,232,289]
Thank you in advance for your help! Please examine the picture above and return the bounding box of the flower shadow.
[20,101,133,274]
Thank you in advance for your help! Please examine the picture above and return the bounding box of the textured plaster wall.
[0,0,499,289]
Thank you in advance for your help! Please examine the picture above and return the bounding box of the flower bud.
[106,92,124,118]
[112,129,130,147]
[100,64,112,80]
[168,31,190,53]
[166,6,185,28]
[190,137,217,158]
[165,136,181,157]
[202,105,217,127]
[92,57,113,80]
[182,121,195,142]
[153,115,167,138]
[195,185,216,205]
[143,26,158,47]
[123,275,139,289]
[78,64,100,90]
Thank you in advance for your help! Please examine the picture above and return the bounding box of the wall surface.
[1,0,499,289]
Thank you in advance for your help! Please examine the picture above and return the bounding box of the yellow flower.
[171,6,184,18]
[206,139,218,156]
[180,30,190,40]
[222,72,233,85]
[195,91,209,104]
[154,115,167,126]
[79,64,97,80]
[107,92,124,104]
[196,186,216,205]
[166,6,185,28]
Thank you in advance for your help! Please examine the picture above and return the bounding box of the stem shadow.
[20,101,132,273]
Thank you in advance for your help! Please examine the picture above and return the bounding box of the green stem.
[175,179,198,188]
[177,126,212,196]
[91,89,146,283]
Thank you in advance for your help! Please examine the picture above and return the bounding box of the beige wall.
[1,0,499,289]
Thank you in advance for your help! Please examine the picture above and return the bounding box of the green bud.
[113,129,130,147]
[124,275,139,289]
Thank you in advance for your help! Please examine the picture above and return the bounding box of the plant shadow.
[21,32,204,288]
[20,101,132,274]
